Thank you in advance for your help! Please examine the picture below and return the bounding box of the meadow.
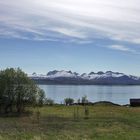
[0,103,140,140]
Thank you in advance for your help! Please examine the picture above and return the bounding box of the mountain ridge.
[29,70,140,85]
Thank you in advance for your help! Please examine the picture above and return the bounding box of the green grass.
[0,104,140,140]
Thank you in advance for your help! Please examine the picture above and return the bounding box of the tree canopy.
[64,98,74,106]
[0,68,45,114]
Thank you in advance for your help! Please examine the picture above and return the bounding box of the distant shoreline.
[36,83,140,86]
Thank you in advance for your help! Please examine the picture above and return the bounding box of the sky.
[0,0,140,75]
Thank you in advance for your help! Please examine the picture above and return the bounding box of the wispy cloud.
[0,0,140,47]
[50,27,87,39]
[108,45,131,51]
[107,45,139,54]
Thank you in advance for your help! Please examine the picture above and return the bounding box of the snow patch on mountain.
[47,70,79,78]
[81,71,125,80]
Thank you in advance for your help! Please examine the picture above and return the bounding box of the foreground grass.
[0,104,140,140]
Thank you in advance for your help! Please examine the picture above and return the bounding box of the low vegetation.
[0,103,139,140]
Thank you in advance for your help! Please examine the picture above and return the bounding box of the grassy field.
[0,103,140,140]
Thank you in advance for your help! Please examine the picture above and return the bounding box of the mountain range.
[29,70,140,85]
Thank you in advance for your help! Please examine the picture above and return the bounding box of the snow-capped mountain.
[29,70,140,85]
[28,72,48,79]
[84,71,125,80]
[47,70,80,78]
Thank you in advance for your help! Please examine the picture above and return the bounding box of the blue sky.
[0,0,140,75]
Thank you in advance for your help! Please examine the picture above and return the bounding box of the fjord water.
[39,85,140,105]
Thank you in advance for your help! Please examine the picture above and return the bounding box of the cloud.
[108,45,131,51]
[50,27,87,39]
[0,0,140,46]
[107,45,139,54]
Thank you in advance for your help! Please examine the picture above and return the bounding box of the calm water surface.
[39,85,140,105]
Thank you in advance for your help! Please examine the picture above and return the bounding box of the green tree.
[64,98,74,106]
[81,95,88,105]
[0,68,45,114]
[37,88,45,106]
[45,98,54,106]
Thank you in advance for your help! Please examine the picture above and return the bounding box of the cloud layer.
[0,0,140,48]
